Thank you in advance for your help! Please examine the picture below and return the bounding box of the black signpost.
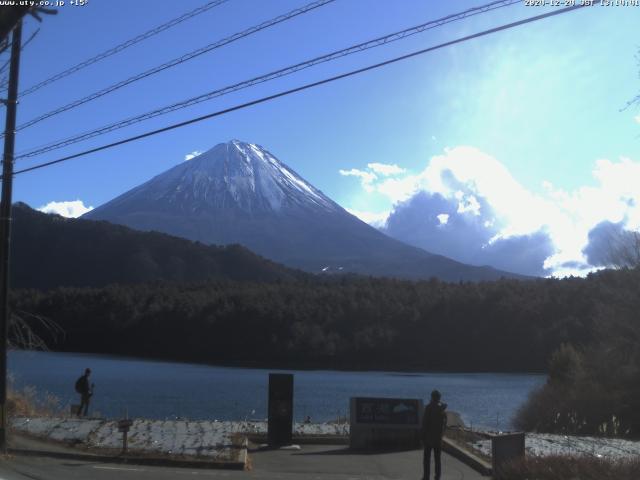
[118,418,133,454]
[267,373,293,446]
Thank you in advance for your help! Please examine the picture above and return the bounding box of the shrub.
[514,337,640,437]
[499,455,640,480]
[7,386,61,417]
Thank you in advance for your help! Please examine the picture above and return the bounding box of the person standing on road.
[421,389,447,480]
[75,368,94,417]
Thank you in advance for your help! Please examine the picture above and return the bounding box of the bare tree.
[605,229,640,269]
[8,310,63,351]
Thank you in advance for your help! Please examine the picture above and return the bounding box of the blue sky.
[6,0,640,275]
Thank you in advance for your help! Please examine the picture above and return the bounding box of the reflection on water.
[9,350,545,430]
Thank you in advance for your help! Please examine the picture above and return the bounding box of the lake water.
[8,350,545,430]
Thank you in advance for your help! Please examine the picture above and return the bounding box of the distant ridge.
[84,140,526,281]
[11,203,304,289]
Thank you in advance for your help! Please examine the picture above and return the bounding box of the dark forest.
[11,268,639,374]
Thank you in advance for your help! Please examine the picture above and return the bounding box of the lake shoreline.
[9,350,546,429]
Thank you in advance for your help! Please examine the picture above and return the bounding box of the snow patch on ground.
[471,433,640,460]
[241,421,348,437]
[17,416,636,462]
[12,417,240,459]
[11,417,348,458]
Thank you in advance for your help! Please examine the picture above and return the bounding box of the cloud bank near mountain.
[184,150,203,161]
[38,200,94,218]
[342,146,640,277]
[384,191,554,277]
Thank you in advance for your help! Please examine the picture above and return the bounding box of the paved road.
[0,445,484,480]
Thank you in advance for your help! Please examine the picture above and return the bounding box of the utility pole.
[0,18,22,452]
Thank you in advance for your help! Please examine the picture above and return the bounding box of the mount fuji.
[84,140,522,281]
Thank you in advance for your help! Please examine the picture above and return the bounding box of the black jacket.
[422,401,447,446]
[77,375,91,395]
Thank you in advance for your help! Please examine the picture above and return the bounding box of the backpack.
[75,376,84,394]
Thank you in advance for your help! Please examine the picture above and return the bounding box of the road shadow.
[248,445,419,456]
[60,462,103,468]
[293,446,419,456]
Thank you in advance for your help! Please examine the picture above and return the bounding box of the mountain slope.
[10,203,303,289]
[84,140,524,281]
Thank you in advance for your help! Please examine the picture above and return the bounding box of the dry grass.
[499,455,640,480]
[7,385,62,418]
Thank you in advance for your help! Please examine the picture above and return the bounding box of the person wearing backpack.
[75,368,93,417]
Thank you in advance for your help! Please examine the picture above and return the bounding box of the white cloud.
[341,145,640,277]
[340,163,408,195]
[184,150,203,161]
[339,168,377,192]
[38,200,93,218]
[421,147,552,237]
[375,175,421,203]
[346,208,389,229]
[635,115,640,124]
[437,213,449,225]
[367,163,406,176]
[456,194,481,216]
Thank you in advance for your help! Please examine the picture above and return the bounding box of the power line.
[12,0,337,134]
[16,0,520,159]
[9,3,591,178]
[0,39,10,56]
[18,0,231,98]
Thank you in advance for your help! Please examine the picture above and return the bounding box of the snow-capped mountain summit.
[157,140,338,214]
[85,140,522,280]
[94,140,338,217]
